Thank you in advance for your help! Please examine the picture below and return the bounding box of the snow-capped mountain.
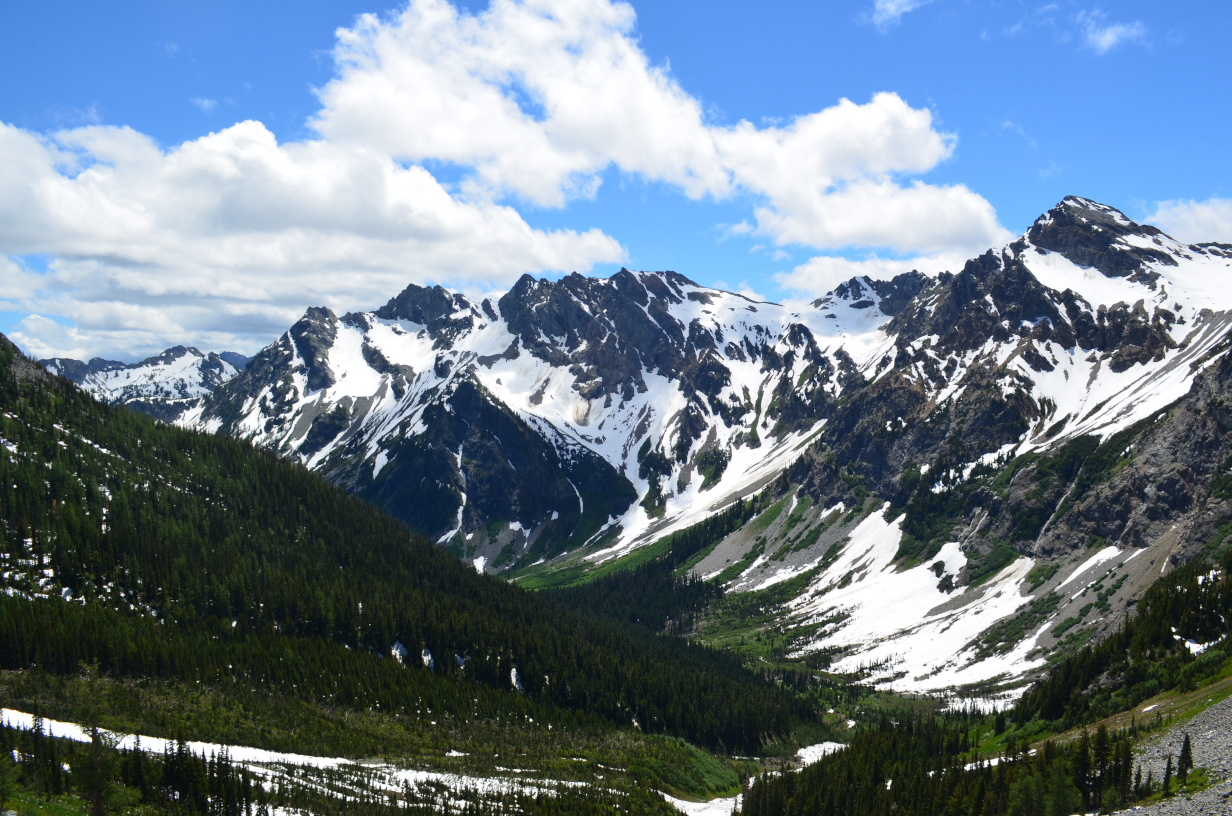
[33,196,1187,695]
[188,198,1232,572]
[189,267,895,568]
[180,196,1232,694]
[683,197,1232,695]
[42,346,247,422]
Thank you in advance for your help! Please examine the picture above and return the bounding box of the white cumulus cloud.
[1,0,1008,359]
[775,251,971,300]
[0,120,621,358]
[316,0,1007,250]
[316,0,722,206]
[1147,198,1232,244]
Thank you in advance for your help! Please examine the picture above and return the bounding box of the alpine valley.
[44,196,1232,697]
[7,196,1232,814]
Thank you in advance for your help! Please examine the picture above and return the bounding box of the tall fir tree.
[1178,734,1192,785]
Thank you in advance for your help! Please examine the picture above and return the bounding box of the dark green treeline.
[742,716,1137,816]
[542,490,782,632]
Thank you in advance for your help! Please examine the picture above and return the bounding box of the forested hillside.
[743,713,1136,816]
[0,334,819,764]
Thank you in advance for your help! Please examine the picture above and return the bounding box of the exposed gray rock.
[1117,695,1232,815]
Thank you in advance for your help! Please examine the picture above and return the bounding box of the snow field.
[785,508,1047,694]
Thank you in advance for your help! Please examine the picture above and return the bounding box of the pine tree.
[1178,734,1192,785]
[1072,730,1091,809]
[0,750,15,812]
[46,737,62,798]
[1092,723,1110,807]
[1046,760,1083,816]
[1162,756,1172,797]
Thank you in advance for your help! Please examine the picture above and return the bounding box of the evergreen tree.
[0,751,15,812]
[1092,723,1110,806]
[1072,730,1090,809]
[1045,760,1082,816]
[1008,772,1044,816]
[46,737,62,799]
[1178,734,1192,785]
[1162,756,1172,797]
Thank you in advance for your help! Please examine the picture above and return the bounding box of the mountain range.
[42,346,249,423]
[41,196,1232,698]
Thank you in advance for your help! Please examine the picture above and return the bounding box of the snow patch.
[1057,546,1122,592]
[797,742,846,766]
[663,792,742,816]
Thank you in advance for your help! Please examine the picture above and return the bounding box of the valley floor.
[0,707,729,815]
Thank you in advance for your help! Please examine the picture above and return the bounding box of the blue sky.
[2,0,1230,360]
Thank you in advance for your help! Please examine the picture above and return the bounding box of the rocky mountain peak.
[44,346,231,384]
[374,282,477,348]
[830,276,878,308]
[41,356,123,384]
[495,268,715,403]
[1025,195,1176,283]
[38,343,243,422]
[869,270,931,316]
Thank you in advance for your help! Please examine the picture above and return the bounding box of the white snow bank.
[1057,546,1121,591]
[1178,637,1217,656]
[2,708,345,769]
[663,792,742,816]
[797,742,846,766]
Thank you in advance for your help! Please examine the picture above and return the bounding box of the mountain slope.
[191,268,886,566]
[676,197,1232,695]
[189,197,1232,570]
